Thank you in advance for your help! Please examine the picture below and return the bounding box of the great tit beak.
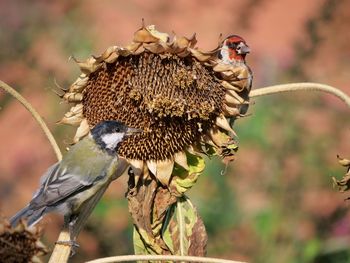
[126,127,143,136]
[237,42,250,55]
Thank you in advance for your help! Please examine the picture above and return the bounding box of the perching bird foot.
[55,240,80,256]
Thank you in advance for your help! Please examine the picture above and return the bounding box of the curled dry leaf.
[128,175,176,255]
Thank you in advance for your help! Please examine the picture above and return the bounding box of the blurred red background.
[1,0,350,262]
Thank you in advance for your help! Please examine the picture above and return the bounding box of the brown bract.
[60,24,251,182]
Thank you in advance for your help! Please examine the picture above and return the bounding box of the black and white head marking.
[218,35,250,65]
[100,132,125,151]
[91,120,128,154]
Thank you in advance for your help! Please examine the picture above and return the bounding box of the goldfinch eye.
[228,42,237,49]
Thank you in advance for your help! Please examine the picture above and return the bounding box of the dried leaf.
[162,196,207,256]
[133,227,151,255]
[128,177,172,256]
[133,227,163,255]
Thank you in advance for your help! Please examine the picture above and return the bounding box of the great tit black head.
[91,120,142,153]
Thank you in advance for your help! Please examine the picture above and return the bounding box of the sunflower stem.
[250,82,350,108]
[48,231,71,263]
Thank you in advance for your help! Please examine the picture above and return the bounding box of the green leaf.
[133,227,163,255]
[133,227,149,255]
[172,152,205,194]
[162,196,207,256]
[188,152,205,174]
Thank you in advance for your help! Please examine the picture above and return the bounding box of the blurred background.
[1,0,350,262]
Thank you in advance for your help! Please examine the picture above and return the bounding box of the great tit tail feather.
[10,206,30,227]
[10,206,45,228]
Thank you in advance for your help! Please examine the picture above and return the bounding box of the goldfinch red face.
[219,35,250,64]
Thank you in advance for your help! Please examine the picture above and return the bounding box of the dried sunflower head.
[60,25,252,185]
[0,219,47,263]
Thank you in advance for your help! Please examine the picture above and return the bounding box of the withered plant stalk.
[0,80,62,161]
[250,82,350,107]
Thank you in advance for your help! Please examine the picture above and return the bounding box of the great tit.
[10,120,140,246]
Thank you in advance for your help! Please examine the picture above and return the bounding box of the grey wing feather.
[31,164,106,209]
[30,162,60,199]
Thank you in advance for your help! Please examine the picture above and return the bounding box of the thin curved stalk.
[249,82,350,108]
[0,80,70,261]
[0,80,62,160]
[86,254,246,263]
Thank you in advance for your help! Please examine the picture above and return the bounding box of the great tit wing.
[30,140,115,208]
[30,162,60,200]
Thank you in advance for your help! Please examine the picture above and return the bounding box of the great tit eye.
[115,127,120,132]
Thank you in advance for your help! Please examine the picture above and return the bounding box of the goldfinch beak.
[237,42,250,55]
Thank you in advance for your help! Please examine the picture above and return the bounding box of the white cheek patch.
[101,132,125,150]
